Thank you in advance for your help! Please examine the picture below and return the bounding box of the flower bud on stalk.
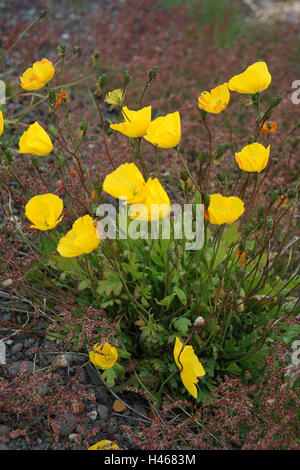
[48,124,58,138]
[80,118,88,137]
[148,66,158,83]
[123,70,131,87]
[270,95,282,108]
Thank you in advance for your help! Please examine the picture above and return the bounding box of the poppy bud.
[148,66,158,82]
[39,10,47,18]
[58,154,67,168]
[97,74,108,90]
[272,157,279,165]
[199,151,209,164]
[4,149,13,165]
[216,171,225,183]
[270,95,282,108]
[287,188,298,200]
[80,118,88,136]
[73,46,80,55]
[48,124,58,138]
[258,204,265,217]
[123,70,131,87]
[48,90,56,106]
[57,44,66,55]
[180,170,189,182]
[266,216,273,231]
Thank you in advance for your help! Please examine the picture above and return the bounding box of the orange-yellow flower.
[144,111,181,149]
[55,91,69,110]
[88,440,120,450]
[261,121,276,135]
[19,122,53,156]
[235,250,247,266]
[57,215,100,257]
[197,83,230,114]
[228,62,271,94]
[235,142,270,173]
[89,342,118,370]
[110,106,151,138]
[173,337,205,399]
[20,58,55,91]
[207,194,245,225]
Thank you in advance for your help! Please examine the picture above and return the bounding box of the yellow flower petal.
[19,122,53,156]
[129,178,171,221]
[198,83,230,114]
[88,440,120,450]
[20,58,55,91]
[89,342,118,370]
[144,111,181,149]
[173,337,205,399]
[57,215,100,257]
[110,106,151,138]
[0,111,4,136]
[207,194,245,225]
[228,62,271,94]
[25,194,63,231]
[103,163,146,202]
[235,142,270,173]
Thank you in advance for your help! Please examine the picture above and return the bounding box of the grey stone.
[97,404,109,420]
[58,414,76,435]
[37,383,48,397]
[9,360,34,376]
[0,424,9,436]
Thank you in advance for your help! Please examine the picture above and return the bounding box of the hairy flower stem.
[92,90,116,170]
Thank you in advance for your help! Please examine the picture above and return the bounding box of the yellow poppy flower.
[57,215,100,257]
[20,58,55,91]
[104,89,125,110]
[89,342,118,370]
[110,106,151,138]
[207,194,245,225]
[228,61,271,94]
[197,83,230,114]
[235,142,270,173]
[88,440,120,450]
[173,337,205,399]
[0,111,4,136]
[103,163,147,203]
[144,111,181,149]
[129,177,170,221]
[25,193,63,231]
[19,122,53,156]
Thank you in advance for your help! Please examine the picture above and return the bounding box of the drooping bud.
[270,95,282,108]
[194,316,205,328]
[47,124,58,138]
[148,66,158,83]
[216,170,225,183]
[80,118,88,137]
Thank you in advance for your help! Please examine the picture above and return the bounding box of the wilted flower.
[235,250,247,266]
[261,121,277,135]
[57,215,100,257]
[25,194,63,230]
[144,111,181,148]
[197,83,230,114]
[104,89,125,110]
[88,440,120,450]
[228,62,271,94]
[207,194,245,225]
[55,91,70,110]
[20,58,55,91]
[0,111,3,136]
[89,342,118,369]
[19,122,53,156]
[103,163,170,220]
[173,337,205,399]
[235,142,270,173]
[110,106,151,138]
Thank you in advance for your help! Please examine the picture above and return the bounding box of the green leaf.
[155,294,175,309]
[101,367,117,387]
[172,317,191,334]
[174,286,187,305]
[97,270,123,297]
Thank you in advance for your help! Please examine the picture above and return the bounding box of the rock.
[97,404,109,420]
[0,424,9,436]
[87,410,97,421]
[58,414,76,435]
[37,383,48,397]
[9,360,34,376]
[131,404,147,418]
[85,363,102,385]
[113,400,127,413]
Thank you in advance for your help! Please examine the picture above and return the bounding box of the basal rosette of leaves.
[0,11,299,405]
